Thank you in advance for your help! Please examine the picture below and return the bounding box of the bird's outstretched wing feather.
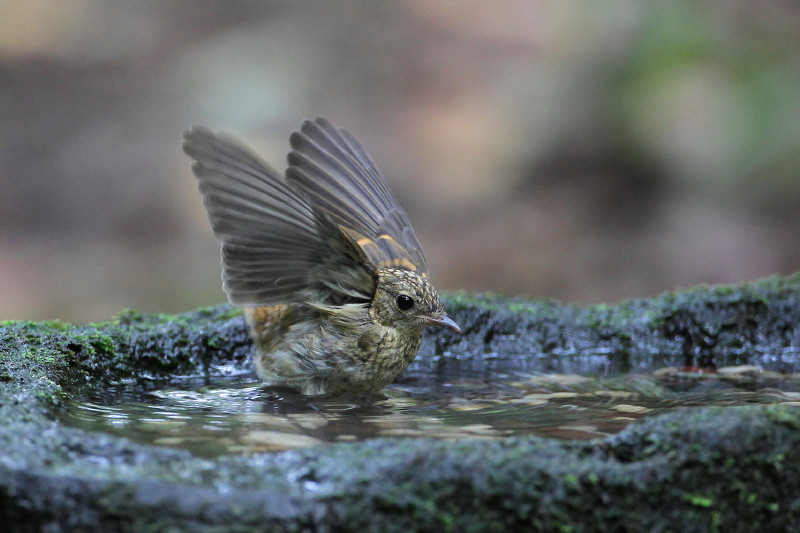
[183,126,374,306]
[286,118,428,276]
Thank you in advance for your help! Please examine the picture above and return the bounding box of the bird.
[183,117,461,396]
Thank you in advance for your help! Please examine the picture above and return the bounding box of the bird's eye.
[395,294,415,311]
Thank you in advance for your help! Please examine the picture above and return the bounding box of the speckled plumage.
[184,118,460,395]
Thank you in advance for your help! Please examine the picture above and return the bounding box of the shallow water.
[62,366,800,458]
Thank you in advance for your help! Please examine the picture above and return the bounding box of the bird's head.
[370,267,461,334]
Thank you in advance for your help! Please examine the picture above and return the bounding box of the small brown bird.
[183,118,460,395]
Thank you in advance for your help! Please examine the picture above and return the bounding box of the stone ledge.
[1,274,799,531]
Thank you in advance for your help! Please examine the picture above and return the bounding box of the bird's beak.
[424,314,462,334]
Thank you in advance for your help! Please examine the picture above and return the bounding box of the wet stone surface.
[3,275,800,531]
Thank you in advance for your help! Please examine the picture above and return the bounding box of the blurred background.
[1,1,799,322]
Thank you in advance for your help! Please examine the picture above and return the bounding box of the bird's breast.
[356,325,422,370]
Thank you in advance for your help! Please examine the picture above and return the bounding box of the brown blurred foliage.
[1,1,799,321]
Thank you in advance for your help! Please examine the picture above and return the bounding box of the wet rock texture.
[1,274,799,531]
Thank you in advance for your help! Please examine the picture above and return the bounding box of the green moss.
[684,494,714,507]
[434,273,800,374]
[765,403,800,428]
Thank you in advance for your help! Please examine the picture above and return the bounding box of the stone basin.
[1,275,800,531]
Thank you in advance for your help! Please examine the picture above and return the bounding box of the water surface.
[63,366,800,457]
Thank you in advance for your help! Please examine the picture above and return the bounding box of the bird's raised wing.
[286,118,428,276]
[183,126,374,306]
